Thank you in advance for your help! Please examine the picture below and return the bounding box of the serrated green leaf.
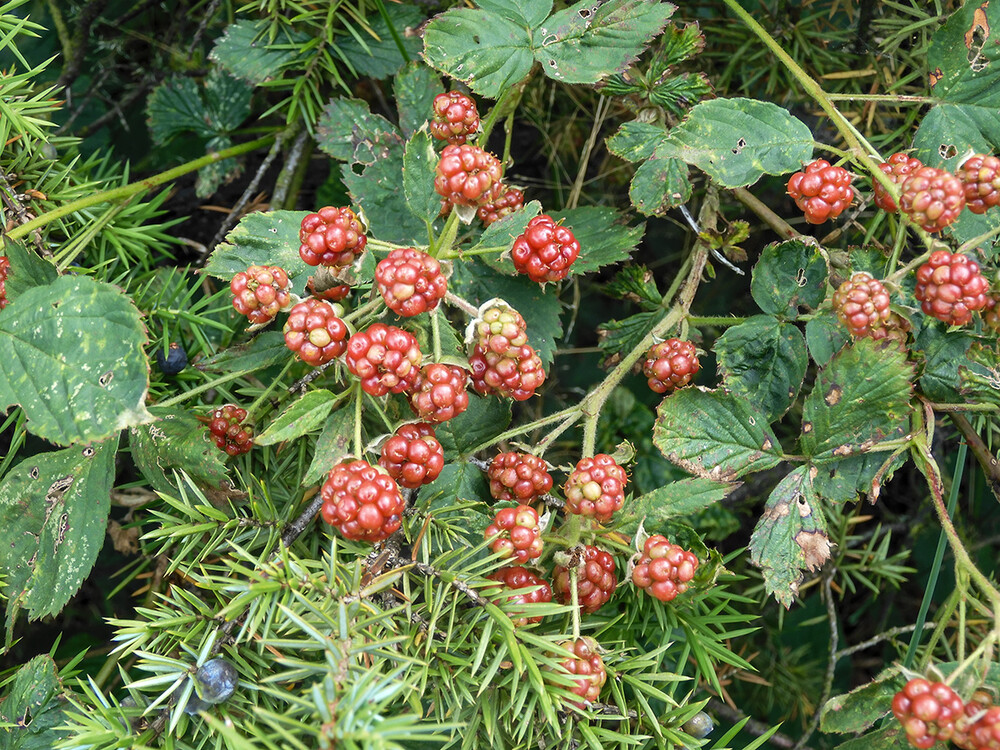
[958,340,1000,407]
[810,450,907,504]
[210,19,306,85]
[533,0,675,85]
[394,62,444,138]
[661,98,813,187]
[403,131,442,226]
[653,388,782,481]
[451,260,562,366]
[304,406,355,486]
[423,8,535,99]
[617,477,738,536]
[471,202,544,275]
[422,462,493,545]
[338,4,424,80]
[605,265,662,308]
[0,655,69,748]
[820,668,903,734]
[750,239,828,318]
[549,206,643,276]
[916,323,976,403]
[800,338,913,461]
[628,144,692,216]
[748,466,830,608]
[129,408,229,495]
[649,73,713,115]
[256,390,339,446]
[477,0,552,28]
[0,436,116,624]
[0,277,151,446]
[606,121,666,162]
[598,311,659,361]
[195,332,291,374]
[341,141,429,245]
[1,238,58,305]
[832,725,909,750]
[805,315,848,367]
[432,394,511,459]
[316,98,399,164]
[715,315,807,422]
[203,69,253,133]
[196,134,242,199]
[202,210,313,290]
[147,77,214,144]
[653,21,706,73]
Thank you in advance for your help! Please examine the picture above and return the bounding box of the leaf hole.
[473,35,480,45]
[939,144,957,159]
[29,467,39,479]
[99,371,114,387]
[82,447,95,458]
[542,35,557,46]
[731,137,747,155]
[796,268,808,287]
[747,416,756,426]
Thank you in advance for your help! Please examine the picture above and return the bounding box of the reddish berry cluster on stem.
[510,214,581,283]
[320,460,404,542]
[953,691,1000,750]
[786,159,854,224]
[345,323,422,396]
[899,167,966,232]
[378,423,444,488]
[891,678,964,748]
[831,272,892,339]
[430,91,479,145]
[230,265,291,325]
[375,247,447,317]
[553,544,617,613]
[208,404,253,457]
[434,144,503,206]
[485,566,552,627]
[485,504,544,564]
[478,187,524,226]
[548,637,607,708]
[488,452,553,503]
[914,251,989,326]
[563,454,628,522]
[283,298,348,366]
[0,256,9,310]
[408,363,469,423]
[642,339,699,394]
[873,153,923,213]
[957,153,1000,215]
[631,535,699,602]
[299,206,367,267]
[469,301,545,400]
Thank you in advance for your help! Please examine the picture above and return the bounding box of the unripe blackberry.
[407,363,470,423]
[320,460,404,542]
[230,265,291,325]
[642,338,699,394]
[891,678,964,748]
[510,214,581,283]
[478,187,524,226]
[553,544,617,613]
[474,301,528,355]
[548,637,606,708]
[208,404,253,457]
[831,272,891,339]
[468,343,546,401]
[900,167,966,232]
[873,153,923,213]
[299,206,367,267]
[375,247,447,317]
[485,504,544,564]
[914,251,989,326]
[345,323,423,396]
[485,566,552,627]
[378,422,444,488]
[786,159,854,224]
[984,296,1000,334]
[283,298,349,366]
[487,452,553,503]
[631,535,699,602]
[434,144,503,206]
[430,91,480,145]
[563,454,628,522]
[957,153,1000,214]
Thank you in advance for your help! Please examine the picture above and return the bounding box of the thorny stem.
[6,136,276,241]
[957,223,1000,256]
[950,413,1000,504]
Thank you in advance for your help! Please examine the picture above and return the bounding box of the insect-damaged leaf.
[749,466,831,608]
[0,654,70,747]
[820,667,905,735]
[0,436,117,630]
[202,210,313,293]
[750,239,828,319]
[130,408,229,496]
[653,387,782,481]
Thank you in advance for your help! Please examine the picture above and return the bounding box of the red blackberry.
[831,272,892,339]
[984,296,1000,334]
[485,504,543,564]
[230,265,291,325]
[208,404,253,457]
[487,452,553,503]
[477,187,525,226]
[510,214,581,283]
[283,298,349,366]
[952,691,995,750]
[873,153,923,213]
[434,144,503,207]
[320,460,404,542]
[958,153,1000,214]
[899,166,966,232]
[914,251,989,326]
[553,544,617,613]
[548,637,607,708]
[299,206,367,267]
[378,422,444,489]
[485,566,552,627]
[468,343,546,401]
[786,159,854,224]
[631,535,699,602]
[407,363,469,423]
[0,255,9,310]
[430,91,480,145]
[345,323,423,396]
[375,247,448,317]
[891,678,964,749]
[563,454,628,522]
[474,301,528,355]
[642,338,700,394]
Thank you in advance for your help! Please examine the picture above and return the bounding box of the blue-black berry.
[156,343,188,375]
[193,658,238,705]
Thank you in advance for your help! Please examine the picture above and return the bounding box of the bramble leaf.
[0,277,151,445]
[1,237,58,305]
[256,390,339,446]
[394,62,444,138]
[618,477,738,535]
[805,315,849,368]
[627,144,691,215]
[403,131,443,226]
[433,394,512,459]
[750,239,828,318]
[130,408,229,495]
[820,668,903,734]
[0,655,69,747]
[210,19,306,84]
[342,140,429,244]
[304,406,355,486]
[202,210,313,291]
[550,206,644,275]
[338,4,424,80]
[316,98,399,164]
